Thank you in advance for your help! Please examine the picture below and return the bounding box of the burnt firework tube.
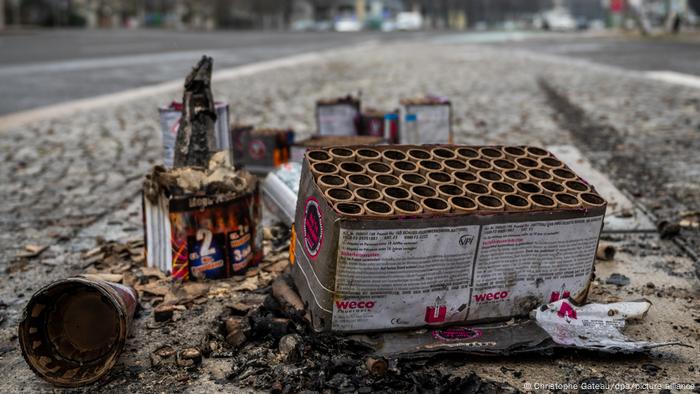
[492,159,517,172]
[452,171,477,186]
[442,159,468,173]
[421,197,451,214]
[564,180,591,194]
[334,202,365,217]
[437,184,465,200]
[381,149,407,163]
[400,172,428,187]
[317,174,347,190]
[503,169,529,184]
[501,146,527,160]
[539,180,566,196]
[409,185,438,200]
[467,158,492,171]
[503,194,532,211]
[306,149,333,163]
[538,156,564,169]
[476,169,503,183]
[366,161,393,177]
[525,146,550,159]
[455,147,480,161]
[417,159,444,175]
[528,193,557,210]
[489,181,516,197]
[338,161,366,177]
[476,195,505,212]
[407,148,433,161]
[364,200,395,216]
[579,192,606,208]
[311,161,339,178]
[526,168,553,182]
[354,187,382,203]
[554,192,582,208]
[426,171,453,188]
[515,157,539,171]
[355,148,381,163]
[382,186,410,203]
[550,168,577,182]
[329,147,355,164]
[324,187,354,204]
[391,160,418,175]
[373,174,401,190]
[392,199,423,215]
[19,278,138,387]
[515,181,542,197]
[346,173,374,190]
[449,196,478,214]
[478,147,505,161]
[463,182,490,198]
[430,147,457,160]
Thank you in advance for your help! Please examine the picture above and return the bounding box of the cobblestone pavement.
[0,40,698,391]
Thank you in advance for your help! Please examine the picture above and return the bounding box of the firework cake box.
[290,145,607,332]
[400,97,452,145]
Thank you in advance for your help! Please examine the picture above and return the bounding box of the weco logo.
[473,291,509,302]
[459,234,475,247]
[335,300,376,310]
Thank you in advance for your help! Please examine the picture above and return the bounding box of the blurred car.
[334,16,362,32]
[396,12,422,30]
[535,8,576,31]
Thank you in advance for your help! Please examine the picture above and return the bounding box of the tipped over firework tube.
[426,171,453,188]
[430,147,456,160]
[392,199,423,215]
[596,242,616,261]
[492,159,517,172]
[503,169,529,184]
[478,147,505,161]
[538,156,564,169]
[346,173,374,190]
[554,192,582,208]
[525,146,550,159]
[355,148,381,163]
[324,187,354,204]
[449,196,478,213]
[489,181,516,196]
[437,184,464,199]
[334,202,365,216]
[452,171,477,186]
[391,160,418,175]
[364,200,394,216]
[317,174,347,190]
[409,185,438,199]
[515,157,539,171]
[528,193,557,209]
[381,149,406,163]
[382,186,411,202]
[306,149,333,163]
[515,181,542,196]
[526,168,553,182]
[564,180,591,194]
[311,161,339,178]
[373,174,401,190]
[421,197,451,214]
[455,147,480,160]
[502,146,527,160]
[417,159,444,174]
[476,195,505,212]
[442,159,468,172]
[407,148,433,161]
[550,168,577,182]
[329,147,355,163]
[338,161,366,177]
[503,194,532,211]
[476,169,503,183]
[366,161,393,176]
[354,187,382,203]
[463,182,490,198]
[400,172,428,187]
[19,278,138,387]
[579,192,606,208]
[467,158,492,171]
[539,180,566,196]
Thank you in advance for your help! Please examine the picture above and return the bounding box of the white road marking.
[645,71,700,89]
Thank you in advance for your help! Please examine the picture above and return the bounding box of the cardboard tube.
[400,172,428,187]
[489,181,515,196]
[554,192,582,208]
[596,242,616,261]
[409,185,438,199]
[452,171,478,186]
[373,174,401,190]
[426,171,454,188]
[366,161,393,176]
[449,196,477,213]
[515,157,539,171]
[346,174,374,190]
[334,202,365,216]
[525,146,550,159]
[478,147,505,160]
[354,187,382,203]
[437,184,465,199]
[324,187,354,204]
[329,147,355,163]
[579,192,606,208]
[392,199,423,215]
[355,148,381,163]
[391,160,418,175]
[381,149,407,163]
[417,159,444,174]
[382,186,410,202]
[550,168,577,182]
[421,197,450,214]
[407,148,433,161]
[317,174,347,190]
[515,181,542,196]
[338,161,366,177]
[502,146,527,160]
[442,159,468,172]
[564,180,591,194]
[364,200,394,216]
[455,147,480,160]
[430,147,456,160]
[538,156,564,169]
[467,158,492,171]
[19,278,138,387]
[539,180,566,196]
[528,193,557,209]
[306,149,332,163]
[476,195,504,212]
[477,170,503,183]
[526,168,553,182]
[311,161,339,178]
[492,159,517,172]
[463,182,490,198]
[503,194,531,211]
[503,169,528,184]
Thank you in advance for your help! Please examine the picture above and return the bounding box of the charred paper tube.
[391,160,418,175]
[400,173,428,187]
[417,159,444,174]
[515,181,542,196]
[382,186,411,203]
[478,147,505,161]
[409,185,438,200]
[463,182,490,198]
[421,197,451,214]
[338,161,366,177]
[554,192,582,208]
[407,148,433,161]
[525,146,550,159]
[392,199,423,215]
[366,161,393,177]
[452,171,477,186]
[596,242,616,261]
[437,184,465,199]
[329,147,355,163]
[476,195,505,212]
[430,147,456,160]
[334,202,365,216]
[442,159,468,173]
[455,147,480,161]
[324,187,354,204]
[564,180,591,194]
[373,174,401,190]
[347,174,374,190]
[354,187,382,203]
[467,158,492,171]
[364,200,394,216]
[579,192,606,208]
[317,174,347,190]
[492,159,517,172]
[355,148,381,163]
[539,180,566,196]
[503,194,532,211]
[426,171,454,188]
[527,168,553,182]
[449,196,478,214]
[501,146,527,160]
[311,162,339,178]
[550,168,577,182]
[489,181,516,196]
[19,278,138,387]
[538,156,564,169]
[515,157,539,171]
[503,169,529,184]
[306,149,333,163]
[381,149,407,163]
[477,170,503,183]
[528,193,557,209]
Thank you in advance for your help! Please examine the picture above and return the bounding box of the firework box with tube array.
[230,125,295,173]
[400,97,452,144]
[359,108,400,144]
[316,95,361,136]
[142,154,263,281]
[159,101,232,167]
[291,145,607,332]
